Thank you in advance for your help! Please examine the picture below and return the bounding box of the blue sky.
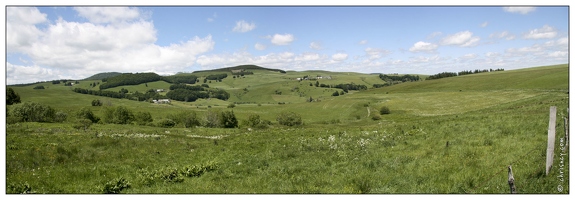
[4,4,569,84]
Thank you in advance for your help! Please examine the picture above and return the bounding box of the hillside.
[82,72,122,80]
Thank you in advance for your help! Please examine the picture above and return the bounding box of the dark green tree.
[6,88,21,105]
[220,110,238,128]
[76,107,100,123]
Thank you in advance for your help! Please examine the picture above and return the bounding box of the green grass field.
[5,64,569,194]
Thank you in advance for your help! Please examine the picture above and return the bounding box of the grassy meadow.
[4,64,570,194]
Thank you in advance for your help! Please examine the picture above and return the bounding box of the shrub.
[371,113,382,120]
[6,88,21,105]
[157,118,176,128]
[276,111,302,126]
[135,111,153,126]
[205,110,221,128]
[380,106,391,115]
[103,106,134,124]
[91,99,103,106]
[33,86,45,89]
[73,119,92,131]
[76,107,100,123]
[220,110,238,128]
[227,103,236,108]
[54,111,68,122]
[10,102,55,122]
[101,177,131,194]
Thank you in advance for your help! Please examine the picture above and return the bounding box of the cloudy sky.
[4,4,569,85]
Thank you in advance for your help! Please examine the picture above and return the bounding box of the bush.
[72,119,92,131]
[205,110,221,128]
[371,113,382,120]
[101,177,131,194]
[103,106,134,124]
[380,106,391,115]
[76,107,100,123]
[157,118,176,128]
[10,102,55,122]
[276,111,302,126]
[54,111,68,122]
[91,99,103,106]
[168,111,202,128]
[6,88,21,105]
[135,111,153,126]
[220,110,238,128]
[33,86,45,89]
[227,103,236,108]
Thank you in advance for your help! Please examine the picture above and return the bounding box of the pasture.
[4,64,570,194]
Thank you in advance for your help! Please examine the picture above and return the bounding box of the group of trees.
[426,68,505,80]
[99,73,163,90]
[73,88,166,102]
[7,102,67,123]
[313,82,367,93]
[166,84,230,102]
[205,73,228,81]
[163,75,199,84]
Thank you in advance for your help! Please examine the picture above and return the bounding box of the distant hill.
[192,64,286,74]
[83,72,122,80]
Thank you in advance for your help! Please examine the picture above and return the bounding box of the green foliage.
[101,177,131,194]
[227,103,236,108]
[83,72,121,80]
[6,88,21,105]
[135,111,154,126]
[332,91,340,96]
[102,106,135,124]
[205,110,221,128]
[157,118,176,128]
[10,102,55,122]
[7,182,34,194]
[220,110,238,128]
[371,113,382,120]
[244,114,271,128]
[167,111,201,128]
[162,75,198,84]
[99,72,162,90]
[91,99,103,106]
[54,111,68,123]
[276,111,303,126]
[76,107,100,123]
[72,118,92,131]
[205,73,228,80]
[33,85,45,89]
[379,106,391,115]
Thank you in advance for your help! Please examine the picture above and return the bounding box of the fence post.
[546,106,557,176]
[508,165,517,194]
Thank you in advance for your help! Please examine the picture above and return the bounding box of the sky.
[3,2,570,85]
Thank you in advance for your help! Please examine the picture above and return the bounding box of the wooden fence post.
[546,106,557,176]
[508,165,517,194]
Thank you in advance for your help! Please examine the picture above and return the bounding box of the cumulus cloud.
[503,7,536,14]
[548,51,567,58]
[359,40,368,45]
[6,7,216,84]
[459,53,478,60]
[232,20,256,33]
[331,53,348,61]
[310,42,322,50]
[269,33,295,45]
[364,48,391,60]
[74,7,141,24]
[440,31,480,47]
[409,41,438,53]
[490,31,515,40]
[6,63,59,85]
[295,53,321,62]
[523,25,557,39]
[254,43,266,50]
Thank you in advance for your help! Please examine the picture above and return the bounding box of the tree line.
[73,88,166,102]
[426,68,505,80]
[100,73,163,90]
[166,84,230,102]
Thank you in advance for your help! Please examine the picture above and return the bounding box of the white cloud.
[426,32,442,39]
[490,31,515,40]
[409,41,438,53]
[74,7,141,24]
[310,42,322,50]
[548,51,567,58]
[6,7,48,53]
[207,12,217,22]
[295,53,321,62]
[459,53,477,60]
[485,52,501,57]
[480,22,488,27]
[503,7,536,14]
[254,43,266,50]
[331,53,348,61]
[6,7,217,84]
[364,47,391,60]
[524,25,557,39]
[359,40,368,45]
[270,33,295,45]
[440,31,480,47]
[232,20,256,33]
[6,63,59,85]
